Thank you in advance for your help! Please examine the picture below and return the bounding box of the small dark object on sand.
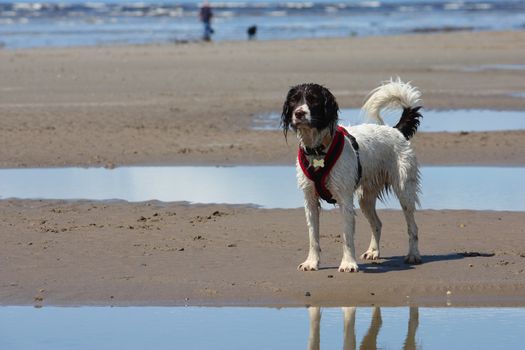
[247,25,257,40]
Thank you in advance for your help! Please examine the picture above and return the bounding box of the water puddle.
[1,306,524,349]
[253,109,525,132]
[461,64,525,72]
[0,166,524,211]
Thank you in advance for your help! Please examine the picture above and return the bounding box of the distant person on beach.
[199,1,214,41]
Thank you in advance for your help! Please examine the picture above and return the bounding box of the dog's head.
[280,83,339,139]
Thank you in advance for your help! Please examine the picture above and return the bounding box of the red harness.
[298,125,361,204]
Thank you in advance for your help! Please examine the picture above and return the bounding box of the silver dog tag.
[312,158,325,168]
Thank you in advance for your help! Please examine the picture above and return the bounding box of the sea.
[0,0,524,48]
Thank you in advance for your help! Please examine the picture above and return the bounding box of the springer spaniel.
[281,78,422,272]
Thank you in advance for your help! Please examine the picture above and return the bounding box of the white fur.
[307,306,418,349]
[293,103,311,124]
[296,80,422,272]
[362,77,422,125]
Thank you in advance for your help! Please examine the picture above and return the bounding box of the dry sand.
[1,31,525,307]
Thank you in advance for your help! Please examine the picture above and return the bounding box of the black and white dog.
[281,79,422,272]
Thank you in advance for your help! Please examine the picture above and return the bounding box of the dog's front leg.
[339,196,359,272]
[298,190,321,271]
[342,307,357,350]
[307,307,321,350]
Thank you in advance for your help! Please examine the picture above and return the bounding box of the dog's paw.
[404,254,422,265]
[298,260,319,271]
[338,260,359,273]
[360,249,380,261]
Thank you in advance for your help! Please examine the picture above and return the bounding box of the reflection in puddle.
[308,307,419,350]
[253,109,525,132]
[0,166,524,211]
[1,306,525,349]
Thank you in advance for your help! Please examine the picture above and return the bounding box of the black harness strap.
[343,130,362,185]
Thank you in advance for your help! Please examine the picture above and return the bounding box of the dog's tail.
[361,78,423,140]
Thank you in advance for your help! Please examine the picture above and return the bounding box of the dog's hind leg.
[359,193,382,261]
[298,191,321,271]
[338,194,359,272]
[401,205,421,264]
[395,181,422,264]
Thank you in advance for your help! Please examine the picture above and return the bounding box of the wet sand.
[1,200,524,307]
[1,30,525,307]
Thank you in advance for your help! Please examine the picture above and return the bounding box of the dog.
[247,25,257,40]
[281,78,422,272]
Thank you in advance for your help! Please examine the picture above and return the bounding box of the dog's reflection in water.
[308,307,419,350]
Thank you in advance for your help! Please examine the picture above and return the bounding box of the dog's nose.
[295,109,306,119]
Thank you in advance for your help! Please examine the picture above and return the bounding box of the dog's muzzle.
[292,107,310,128]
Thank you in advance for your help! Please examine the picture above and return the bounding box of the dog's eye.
[288,93,302,105]
[306,95,320,106]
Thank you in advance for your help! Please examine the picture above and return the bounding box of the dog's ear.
[280,99,291,140]
[322,86,339,132]
[322,86,339,120]
[280,86,297,140]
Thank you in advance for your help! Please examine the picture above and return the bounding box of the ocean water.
[0,0,524,48]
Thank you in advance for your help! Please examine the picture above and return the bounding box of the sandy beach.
[1,200,524,307]
[1,31,524,168]
[1,30,525,307]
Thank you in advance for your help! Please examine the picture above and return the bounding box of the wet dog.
[281,79,423,272]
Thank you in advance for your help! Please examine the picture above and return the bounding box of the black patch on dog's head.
[280,83,339,139]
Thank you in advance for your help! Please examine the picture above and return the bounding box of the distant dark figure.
[247,25,257,40]
[199,1,214,41]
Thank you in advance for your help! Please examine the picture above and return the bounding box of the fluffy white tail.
[362,78,422,125]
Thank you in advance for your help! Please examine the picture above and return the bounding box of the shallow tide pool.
[1,306,524,350]
[0,166,524,211]
[253,109,525,132]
